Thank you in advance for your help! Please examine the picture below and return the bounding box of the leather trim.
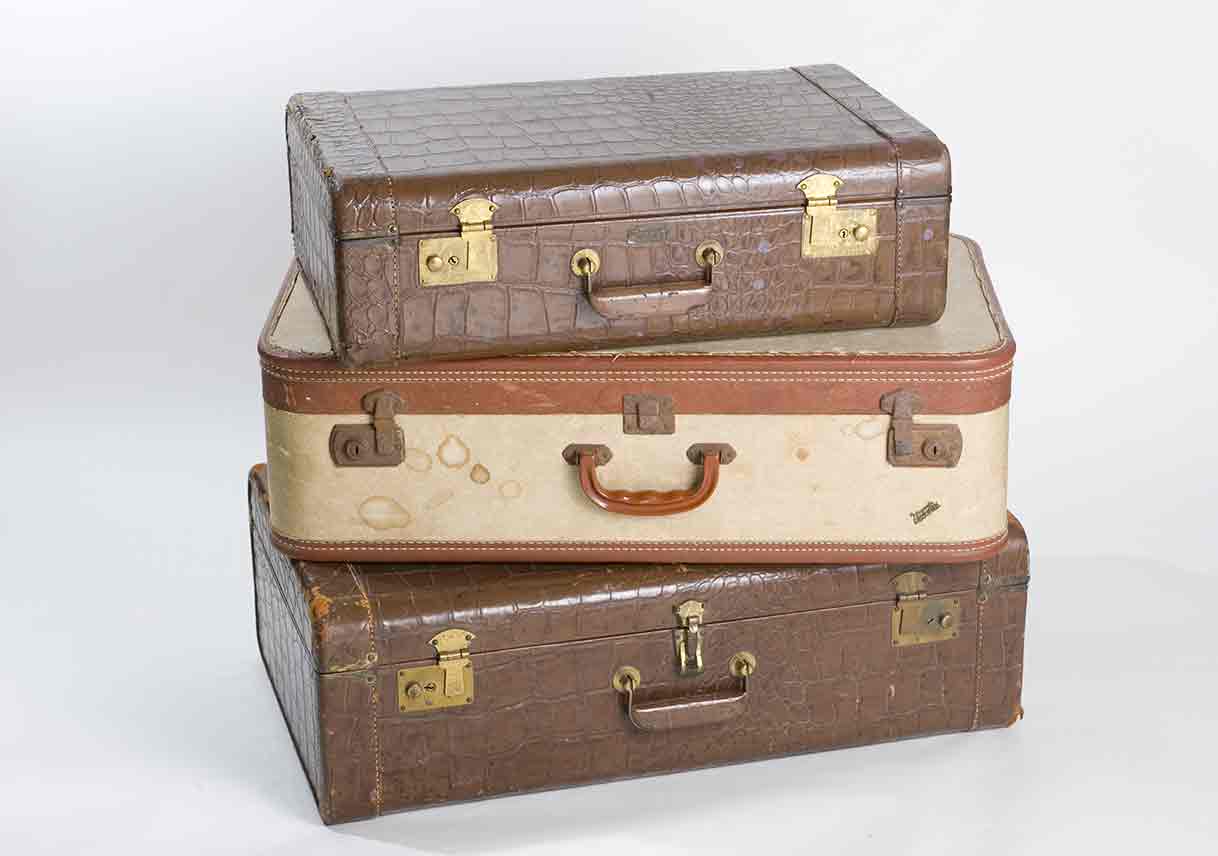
[269,528,1010,566]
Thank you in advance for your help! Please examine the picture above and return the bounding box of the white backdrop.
[2,2,1215,854]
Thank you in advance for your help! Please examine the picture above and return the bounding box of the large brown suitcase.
[261,235,1011,566]
[287,64,950,364]
[249,465,1029,823]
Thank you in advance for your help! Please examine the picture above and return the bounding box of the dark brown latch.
[879,390,962,468]
[330,390,406,467]
[623,394,675,434]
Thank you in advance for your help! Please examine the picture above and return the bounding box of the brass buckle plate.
[798,173,879,259]
[418,197,498,286]
[890,571,960,647]
[396,629,475,714]
[892,596,961,647]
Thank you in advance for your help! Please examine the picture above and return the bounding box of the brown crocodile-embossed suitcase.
[249,465,1029,823]
[261,235,1011,566]
[287,64,951,364]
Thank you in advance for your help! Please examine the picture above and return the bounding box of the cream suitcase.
[260,235,1013,565]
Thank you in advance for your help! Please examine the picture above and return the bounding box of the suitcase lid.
[250,466,1026,674]
[259,235,1013,419]
[287,65,949,240]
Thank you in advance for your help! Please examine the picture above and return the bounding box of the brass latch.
[397,629,475,714]
[418,196,498,286]
[879,389,963,468]
[329,390,405,467]
[797,173,879,259]
[673,600,705,676]
[891,572,960,647]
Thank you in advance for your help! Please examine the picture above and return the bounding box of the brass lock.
[798,173,879,259]
[396,629,476,713]
[329,390,406,467]
[879,389,963,468]
[891,572,960,647]
[418,197,498,286]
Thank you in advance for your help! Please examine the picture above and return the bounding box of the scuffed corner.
[309,586,333,622]
[1005,704,1025,728]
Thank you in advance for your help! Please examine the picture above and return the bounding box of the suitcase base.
[249,465,1028,823]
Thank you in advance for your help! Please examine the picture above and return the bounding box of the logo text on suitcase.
[798,173,879,258]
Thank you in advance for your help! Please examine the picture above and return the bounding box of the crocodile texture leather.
[286,65,950,364]
[249,467,1028,823]
[251,479,325,806]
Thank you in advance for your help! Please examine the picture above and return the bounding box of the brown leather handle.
[588,280,712,319]
[576,242,721,320]
[612,653,756,732]
[561,443,736,517]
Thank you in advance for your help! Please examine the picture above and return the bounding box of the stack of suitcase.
[251,65,1028,823]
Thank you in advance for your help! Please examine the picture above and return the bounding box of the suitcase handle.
[572,242,721,320]
[561,443,736,516]
[612,653,756,731]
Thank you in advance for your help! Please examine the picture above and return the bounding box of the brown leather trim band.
[269,528,1010,566]
[262,360,1011,416]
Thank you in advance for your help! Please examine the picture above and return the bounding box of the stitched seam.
[347,563,383,814]
[972,561,991,730]
[272,532,1008,554]
[341,94,400,361]
[261,361,1014,384]
[792,67,905,325]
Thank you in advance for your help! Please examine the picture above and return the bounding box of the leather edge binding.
[268,528,1011,566]
[248,463,334,822]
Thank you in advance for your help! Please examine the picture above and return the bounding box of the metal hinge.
[891,571,960,647]
[418,196,498,286]
[329,390,405,467]
[797,173,879,259]
[397,629,475,714]
[673,600,705,676]
[879,389,963,468]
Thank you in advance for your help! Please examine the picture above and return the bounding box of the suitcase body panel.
[249,467,1029,823]
[265,408,1009,556]
[287,65,950,364]
[260,236,1012,565]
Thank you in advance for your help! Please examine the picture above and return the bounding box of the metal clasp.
[673,600,705,676]
[879,389,963,468]
[623,394,675,435]
[891,572,960,647]
[397,629,476,714]
[419,196,498,286]
[329,390,405,467]
[797,173,878,259]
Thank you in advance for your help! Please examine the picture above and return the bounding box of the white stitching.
[345,562,384,814]
[260,361,1013,384]
[272,533,1008,555]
